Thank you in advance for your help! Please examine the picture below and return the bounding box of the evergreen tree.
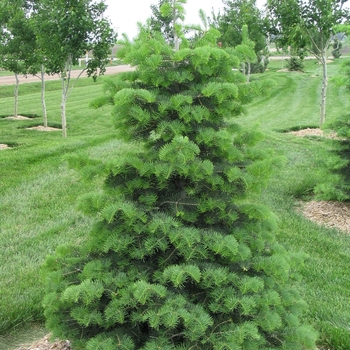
[314,57,350,201]
[41,20,317,350]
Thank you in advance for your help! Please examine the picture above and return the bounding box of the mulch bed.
[287,127,338,139]
[4,116,61,132]
[299,200,350,234]
[289,128,350,233]
[26,126,61,131]
[5,115,31,120]
[16,334,71,350]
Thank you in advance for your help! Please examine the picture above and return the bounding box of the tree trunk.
[173,0,179,51]
[14,73,19,117]
[320,52,328,127]
[41,64,48,127]
[60,55,72,138]
[246,62,251,83]
[61,78,67,138]
[241,62,246,76]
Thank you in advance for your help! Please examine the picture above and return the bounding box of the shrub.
[286,56,304,72]
[331,39,342,59]
[41,28,317,349]
[315,114,350,201]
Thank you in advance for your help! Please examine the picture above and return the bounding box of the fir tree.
[41,18,317,350]
[315,111,350,201]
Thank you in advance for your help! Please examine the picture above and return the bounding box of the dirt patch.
[16,334,71,350]
[26,126,61,132]
[299,200,350,234]
[276,68,302,73]
[5,115,31,120]
[0,143,10,150]
[287,127,338,139]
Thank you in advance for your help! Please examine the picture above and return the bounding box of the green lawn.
[1,59,350,349]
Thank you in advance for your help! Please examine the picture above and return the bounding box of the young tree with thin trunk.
[267,0,349,126]
[159,0,186,51]
[150,0,173,42]
[33,0,116,137]
[0,1,39,118]
[235,25,257,82]
[217,0,269,73]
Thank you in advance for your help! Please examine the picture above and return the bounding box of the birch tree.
[33,0,115,137]
[0,1,39,118]
[150,0,173,42]
[218,0,268,72]
[159,0,186,51]
[235,25,257,82]
[267,0,349,126]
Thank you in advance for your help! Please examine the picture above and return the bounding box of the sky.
[104,0,225,39]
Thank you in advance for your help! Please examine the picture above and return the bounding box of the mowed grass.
[0,59,350,349]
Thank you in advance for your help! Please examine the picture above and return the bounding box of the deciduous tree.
[150,0,173,42]
[0,0,39,117]
[33,0,116,137]
[235,25,257,82]
[267,0,349,126]
[217,0,269,73]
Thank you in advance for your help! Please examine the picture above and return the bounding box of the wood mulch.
[0,143,9,150]
[2,115,61,135]
[16,334,71,350]
[287,127,338,139]
[26,125,61,131]
[298,200,350,234]
[5,115,31,120]
[289,127,350,233]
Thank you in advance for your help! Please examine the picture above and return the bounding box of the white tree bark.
[247,62,251,83]
[61,77,67,138]
[305,30,331,127]
[14,73,19,117]
[320,52,328,127]
[173,0,179,52]
[41,64,48,127]
[60,54,72,138]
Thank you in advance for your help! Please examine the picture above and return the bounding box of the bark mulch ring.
[16,334,71,350]
[298,200,350,234]
[287,127,338,139]
[26,125,61,132]
[0,143,10,150]
[289,127,350,234]
[4,116,60,131]
[5,115,32,120]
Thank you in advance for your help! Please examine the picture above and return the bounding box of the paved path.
[0,65,135,86]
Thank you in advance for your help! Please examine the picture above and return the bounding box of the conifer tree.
[314,103,350,201]
[41,15,317,350]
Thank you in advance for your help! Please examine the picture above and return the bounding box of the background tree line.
[0,0,116,137]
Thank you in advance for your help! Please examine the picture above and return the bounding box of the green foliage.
[315,113,350,201]
[41,22,317,350]
[217,0,269,73]
[150,0,173,42]
[0,1,39,74]
[331,38,343,59]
